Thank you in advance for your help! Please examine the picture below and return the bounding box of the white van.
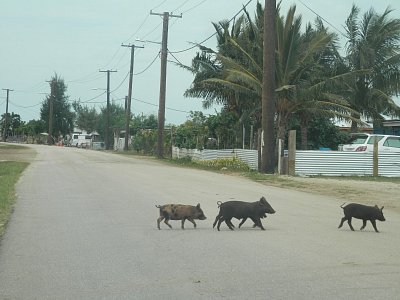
[339,133,400,153]
[69,134,92,148]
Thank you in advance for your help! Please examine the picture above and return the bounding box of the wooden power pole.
[2,88,13,142]
[121,43,144,151]
[150,10,181,158]
[99,69,117,150]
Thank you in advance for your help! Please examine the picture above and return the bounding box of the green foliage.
[1,112,23,138]
[96,103,126,147]
[0,161,29,236]
[196,157,251,171]
[172,156,250,172]
[40,74,74,139]
[173,110,240,150]
[130,114,159,154]
[131,129,158,154]
[306,118,350,150]
[174,111,209,149]
[130,114,158,135]
[72,101,99,133]
[342,5,400,129]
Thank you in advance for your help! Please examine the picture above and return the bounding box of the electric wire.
[172,0,191,14]
[134,51,160,75]
[297,0,346,37]
[132,97,190,113]
[181,0,208,14]
[169,0,254,54]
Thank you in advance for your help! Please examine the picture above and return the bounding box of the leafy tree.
[206,110,240,149]
[22,119,45,136]
[96,103,126,148]
[72,101,99,133]
[130,114,172,155]
[1,112,22,138]
[342,5,400,131]
[290,117,349,150]
[174,111,209,149]
[130,114,158,135]
[40,74,74,141]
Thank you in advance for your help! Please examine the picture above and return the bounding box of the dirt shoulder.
[0,143,36,163]
[252,175,399,214]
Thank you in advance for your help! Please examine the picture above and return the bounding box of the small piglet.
[156,203,207,230]
[338,203,385,233]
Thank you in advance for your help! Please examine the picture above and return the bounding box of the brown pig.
[156,203,207,230]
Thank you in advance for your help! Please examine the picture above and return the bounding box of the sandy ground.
[1,143,398,213]
[268,176,399,213]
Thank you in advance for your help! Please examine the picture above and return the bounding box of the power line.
[134,51,160,75]
[132,97,190,114]
[110,71,129,93]
[169,0,254,54]
[172,0,191,14]
[181,0,208,14]
[9,101,42,108]
[297,0,346,37]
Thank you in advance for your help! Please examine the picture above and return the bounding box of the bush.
[196,157,251,171]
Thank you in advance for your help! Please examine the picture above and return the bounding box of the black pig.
[156,203,206,230]
[213,196,275,231]
[338,203,385,233]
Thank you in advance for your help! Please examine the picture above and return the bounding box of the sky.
[1,0,399,125]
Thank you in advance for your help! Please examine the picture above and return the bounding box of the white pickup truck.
[69,134,92,148]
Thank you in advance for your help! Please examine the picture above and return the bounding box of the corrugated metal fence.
[295,151,400,177]
[173,146,400,177]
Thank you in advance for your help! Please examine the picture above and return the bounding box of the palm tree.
[184,3,358,151]
[343,5,400,132]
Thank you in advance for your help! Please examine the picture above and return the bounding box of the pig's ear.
[196,203,201,208]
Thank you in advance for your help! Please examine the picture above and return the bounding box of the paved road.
[0,145,399,299]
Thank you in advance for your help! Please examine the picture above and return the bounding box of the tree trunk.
[300,119,308,150]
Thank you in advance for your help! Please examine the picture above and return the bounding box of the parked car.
[339,133,400,153]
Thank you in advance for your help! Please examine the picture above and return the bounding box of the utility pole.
[261,0,277,173]
[2,88,13,142]
[99,69,117,150]
[45,80,54,145]
[121,43,144,151]
[150,10,182,158]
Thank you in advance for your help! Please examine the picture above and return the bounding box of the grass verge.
[0,161,29,237]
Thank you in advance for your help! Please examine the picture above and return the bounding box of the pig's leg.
[157,216,164,230]
[347,217,355,231]
[187,218,197,228]
[181,218,186,229]
[213,213,221,228]
[338,217,347,229]
[360,219,367,230]
[370,219,379,233]
[225,218,234,230]
[164,217,172,229]
[226,219,235,229]
[217,217,225,231]
[251,217,265,230]
[238,218,247,228]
